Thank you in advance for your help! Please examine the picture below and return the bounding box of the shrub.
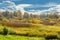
[45,34,59,40]
[1,21,32,27]
[3,27,8,35]
[15,33,29,36]
[40,20,50,25]
[8,30,16,35]
[0,30,3,35]
[40,20,56,25]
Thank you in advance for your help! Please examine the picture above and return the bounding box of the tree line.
[0,11,60,20]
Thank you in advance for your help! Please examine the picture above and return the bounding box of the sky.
[0,0,60,14]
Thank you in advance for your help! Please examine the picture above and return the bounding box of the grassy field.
[0,35,45,40]
[0,9,60,40]
[0,24,60,39]
[0,19,60,40]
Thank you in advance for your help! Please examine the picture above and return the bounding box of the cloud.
[12,2,60,14]
[16,4,31,14]
[26,2,58,9]
[0,1,31,13]
[16,4,32,10]
[0,1,60,15]
[26,2,60,14]
[0,1,16,11]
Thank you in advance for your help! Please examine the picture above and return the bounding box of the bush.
[45,34,59,40]
[0,31,3,35]
[40,20,56,25]
[3,27,8,35]
[8,30,16,35]
[0,21,32,27]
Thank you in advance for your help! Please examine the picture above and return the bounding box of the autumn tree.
[17,10,22,19]
[30,14,33,19]
[23,12,30,23]
[2,11,9,19]
[8,12,14,18]
[39,13,46,19]
[13,11,17,18]
[49,12,59,19]
[23,12,29,19]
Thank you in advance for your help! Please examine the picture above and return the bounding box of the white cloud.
[27,2,60,14]
[0,1,60,15]
[16,4,32,14]
[0,1,32,14]
[16,2,60,14]
[26,2,58,9]
[0,1,16,11]
[16,4,32,10]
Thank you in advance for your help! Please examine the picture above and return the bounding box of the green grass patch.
[0,35,45,40]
